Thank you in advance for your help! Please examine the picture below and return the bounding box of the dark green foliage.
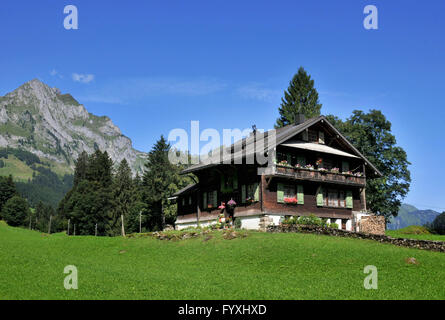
[73,151,88,186]
[234,217,242,229]
[275,67,322,128]
[32,201,60,233]
[58,150,114,236]
[327,110,411,221]
[1,195,30,226]
[141,136,193,231]
[0,175,17,212]
[16,167,73,208]
[430,213,445,235]
[110,159,135,234]
[0,160,4,168]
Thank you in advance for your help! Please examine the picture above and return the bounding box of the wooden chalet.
[173,115,382,231]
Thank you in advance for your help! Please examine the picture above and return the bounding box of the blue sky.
[0,0,444,211]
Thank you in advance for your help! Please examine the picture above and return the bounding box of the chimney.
[295,114,306,125]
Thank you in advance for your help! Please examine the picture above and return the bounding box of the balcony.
[264,165,366,187]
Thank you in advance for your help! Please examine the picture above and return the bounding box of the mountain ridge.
[0,79,146,174]
[387,203,442,230]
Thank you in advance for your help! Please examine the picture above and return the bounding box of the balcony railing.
[264,165,366,186]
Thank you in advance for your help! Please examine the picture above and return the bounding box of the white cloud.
[50,69,64,79]
[72,73,95,84]
[237,84,281,102]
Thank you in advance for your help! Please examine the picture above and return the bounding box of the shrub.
[234,217,242,229]
[297,214,325,226]
[329,223,339,229]
[1,195,30,227]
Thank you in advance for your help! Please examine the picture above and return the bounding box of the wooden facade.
[174,115,381,230]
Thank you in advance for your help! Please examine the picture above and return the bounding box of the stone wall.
[359,215,386,235]
[267,224,445,253]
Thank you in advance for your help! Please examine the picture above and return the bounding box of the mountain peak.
[0,79,146,174]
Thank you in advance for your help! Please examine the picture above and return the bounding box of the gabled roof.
[181,115,382,177]
[172,183,198,197]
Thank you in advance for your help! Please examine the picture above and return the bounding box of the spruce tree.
[275,67,322,128]
[142,136,179,230]
[111,159,133,233]
[73,151,89,186]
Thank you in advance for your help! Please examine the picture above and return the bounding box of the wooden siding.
[262,176,362,219]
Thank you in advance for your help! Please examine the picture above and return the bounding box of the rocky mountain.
[0,79,146,174]
[387,204,441,230]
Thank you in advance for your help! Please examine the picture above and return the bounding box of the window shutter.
[241,185,246,203]
[297,156,306,167]
[297,185,304,204]
[319,131,325,144]
[346,191,353,208]
[277,183,284,203]
[254,183,260,201]
[213,190,218,208]
[342,161,350,173]
[316,187,324,206]
[203,192,207,208]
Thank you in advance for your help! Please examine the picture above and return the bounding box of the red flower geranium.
[284,197,298,204]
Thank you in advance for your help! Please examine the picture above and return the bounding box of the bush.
[329,223,339,229]
[1,195,30,227]
[281,214,330,227]
[431,213,445,235]
[234,217,242,229]
[297,214,325,226]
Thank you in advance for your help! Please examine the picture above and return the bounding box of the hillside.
[0,79,146,174]
[387,204,441,230]
[1,222,445,300]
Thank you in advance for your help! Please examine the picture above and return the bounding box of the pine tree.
[0,175,17,213]
[275,67,322,128]
[111,159,133,233]
[142,136,179,230]
[73,151,89,186]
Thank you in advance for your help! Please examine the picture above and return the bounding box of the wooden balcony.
[264,165,366,187]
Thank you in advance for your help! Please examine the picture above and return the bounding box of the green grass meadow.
[1,221,445,300]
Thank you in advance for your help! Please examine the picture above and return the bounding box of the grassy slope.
[386,230,445,241]
[1,222,445,300]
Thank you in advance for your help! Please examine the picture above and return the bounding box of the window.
[247,184,257,199]
[208,190,217,208]
[221,173,238,192]
[182,197,185,206]
[283,185,295,199]
[308,130,318,143]
[323,189,348,208]
[188,196,192,205]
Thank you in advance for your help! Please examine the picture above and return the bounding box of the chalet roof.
[281,140,360,159]
[181,115,382,177]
